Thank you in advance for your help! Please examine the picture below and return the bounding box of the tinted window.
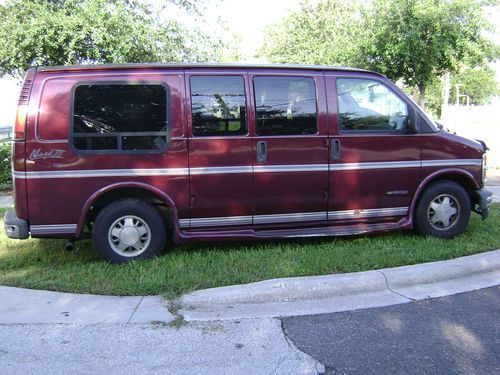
[254,77,317,136]
[337,78,409,132]
[73,84,168,152]
[190,76,247,136]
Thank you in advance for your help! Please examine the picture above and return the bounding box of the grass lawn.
[0,205,499,297]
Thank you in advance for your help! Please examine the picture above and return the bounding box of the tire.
[414,181,471,239]
[93,199,166,264]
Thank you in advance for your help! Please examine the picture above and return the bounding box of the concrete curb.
[178,250,500,320]
[180,250,500,306]
[382,250,499,289]
[182,270,388,305]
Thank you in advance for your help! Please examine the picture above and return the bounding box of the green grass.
[0,205,499,297]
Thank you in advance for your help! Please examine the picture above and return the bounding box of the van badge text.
[29,149,64,160]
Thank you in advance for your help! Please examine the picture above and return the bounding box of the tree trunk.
[441,72,451,121]
[417,84,426,107]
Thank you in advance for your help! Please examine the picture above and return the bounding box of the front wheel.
[414,181,471,239]
[93,199,166,264]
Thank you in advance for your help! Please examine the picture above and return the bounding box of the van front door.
[250,72,329,227]
[326,74,421,224]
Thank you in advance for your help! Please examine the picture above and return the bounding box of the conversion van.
[4,64,493,263]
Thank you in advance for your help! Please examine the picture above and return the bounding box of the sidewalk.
[0,317,323,375]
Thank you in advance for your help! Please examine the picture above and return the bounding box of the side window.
[254,76,317,136]
[190,76,247,136]
[72,84,168,152]
[336,78,409,132]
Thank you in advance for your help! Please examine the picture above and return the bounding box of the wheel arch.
[409,168,480,224]
[76,182,180,237]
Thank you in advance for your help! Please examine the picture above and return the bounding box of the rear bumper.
[474,187,493,220]
[4,209,29,239]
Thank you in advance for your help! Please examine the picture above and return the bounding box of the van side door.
[325,73,421,223]
[185,70,253,229]
[249,71,330,225]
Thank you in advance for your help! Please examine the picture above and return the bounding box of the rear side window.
[72,84,168,152]
[336,78,409,132]
[254,76,317,136]
[190,76,247,136]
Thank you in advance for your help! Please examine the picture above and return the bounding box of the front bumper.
[474,187,493,220]
[4,209,29,239]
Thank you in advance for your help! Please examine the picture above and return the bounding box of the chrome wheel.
[108,215,151,257]
[427,194,460,230]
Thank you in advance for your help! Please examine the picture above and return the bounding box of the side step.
[178,219,411,242]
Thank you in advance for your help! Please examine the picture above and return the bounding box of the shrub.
[0,142,12,189]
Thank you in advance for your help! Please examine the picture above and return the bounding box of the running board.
[177,220,411,242]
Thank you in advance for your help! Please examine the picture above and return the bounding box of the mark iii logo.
[29,148,64,160]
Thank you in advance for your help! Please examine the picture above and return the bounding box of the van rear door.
[11,67,36,221]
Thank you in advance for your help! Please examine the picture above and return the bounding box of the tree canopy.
[0,0,221,78]
[259,0,365,66]
[260,0,498,105]
[363,0,496,104]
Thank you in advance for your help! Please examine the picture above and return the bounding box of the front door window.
[337,78,409,132]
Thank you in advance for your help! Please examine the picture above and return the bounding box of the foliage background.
[0,142,11,189]
[0,0,225,78]
[259,0,499,109]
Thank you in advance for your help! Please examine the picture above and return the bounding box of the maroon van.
[4,64,493,263]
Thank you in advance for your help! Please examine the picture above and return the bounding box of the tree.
[0,0,220,78]
[258,0,365,66]
[259,0,497,108]
[362,0,496,105]
[414,65,498,117]
[450,66,499,105]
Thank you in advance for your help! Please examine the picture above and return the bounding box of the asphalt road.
[282,287,500,375]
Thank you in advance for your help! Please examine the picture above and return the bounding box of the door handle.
[331,139,341,161]
[257,140,267,164]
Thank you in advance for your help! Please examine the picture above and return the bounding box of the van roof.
[36,63,378,74]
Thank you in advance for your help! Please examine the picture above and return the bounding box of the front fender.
[409,168,480,222]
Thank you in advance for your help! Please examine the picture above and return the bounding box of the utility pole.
[456,84,462,106]
[455,83,470,106]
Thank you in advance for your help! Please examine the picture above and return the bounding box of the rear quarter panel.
[25,69,188,236]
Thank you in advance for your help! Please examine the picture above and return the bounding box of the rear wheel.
[93,199,166,263]
[414,181,471,238]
